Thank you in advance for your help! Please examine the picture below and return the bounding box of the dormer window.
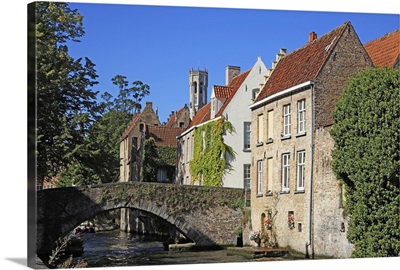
[252,88,260,100]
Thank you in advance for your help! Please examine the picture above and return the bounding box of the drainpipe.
[306,82,315,259]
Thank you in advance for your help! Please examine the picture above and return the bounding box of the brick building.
[249,21,373,258]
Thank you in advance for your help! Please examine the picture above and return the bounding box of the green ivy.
[141,138,178,182]
[330,67,400,257]
[190,117,236,187]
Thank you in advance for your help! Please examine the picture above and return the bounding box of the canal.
[72,230,298,268]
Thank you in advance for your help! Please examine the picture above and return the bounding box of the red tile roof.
[255,22,349,102]
[214,85,234,99]
[216,69,251,117]
[120,114,141,142]
[364,29,400,68]
[165,105,186,128]
[147,126,185,147]
[188,102,211,128]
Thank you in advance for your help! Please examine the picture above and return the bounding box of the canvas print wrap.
[28,1,399,269]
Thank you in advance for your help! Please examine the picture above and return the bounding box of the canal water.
[73,230,296,268]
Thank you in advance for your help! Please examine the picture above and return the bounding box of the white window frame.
[296,151,305,191]
[267,110,274,141]
[257,160,263,195]
[243,164,251,191]
[298,100,306,134]
[244,122,251,150]
[283,104,291,136]
[282,153,290,192]
[157,169,167,182]
[257,114,264,143]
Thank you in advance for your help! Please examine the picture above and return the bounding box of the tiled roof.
[188,102,211,128]
[165,106,185,128]
[255,22,349,102]
[216,69,251,117]
[214,85,234,99]
[120,114,141,142]
[364,29,400,68]
[147,125,185,147]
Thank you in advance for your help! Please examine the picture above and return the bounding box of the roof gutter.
[177,116,222,139]
[249,81,314,110]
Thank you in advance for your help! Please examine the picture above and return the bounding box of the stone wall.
[312,127,353,257]
[250,87,313,254]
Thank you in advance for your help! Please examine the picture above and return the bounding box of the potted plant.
[250,230,267,247]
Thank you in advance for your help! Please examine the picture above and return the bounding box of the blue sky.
[65,1,399,123]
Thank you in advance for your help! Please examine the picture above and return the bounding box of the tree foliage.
[190,117,236,187]
[330,67,400,257]
[35,2,99,181]
[34,2,151,186]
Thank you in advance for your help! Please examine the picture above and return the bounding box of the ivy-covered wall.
[140,138,177,182]
[190,117,235,187]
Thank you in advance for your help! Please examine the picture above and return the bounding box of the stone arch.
[36,183,243,255]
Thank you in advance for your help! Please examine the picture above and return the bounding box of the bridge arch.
[37,182,243,255]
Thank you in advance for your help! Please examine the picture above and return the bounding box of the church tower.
[189,68,208,119]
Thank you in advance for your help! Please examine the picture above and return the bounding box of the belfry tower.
[189,68,208,119]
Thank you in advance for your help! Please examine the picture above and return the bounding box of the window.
[157,169,167,182]
[252,88,260,100]
[296,151,305,191]
[257,114,264,144]
[282,153,290,192]
[244,164,251,190]
[202,130,206,150]
[212,98,216,114]
[244,164,251,206]
[266,158,273,194]
[298,100,306,134]
[243,122,251,150]
[179,122,185,128]
[283,104,291,136]
[257,160,263,196]
[267,110,274,141]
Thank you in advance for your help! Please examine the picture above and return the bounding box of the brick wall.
[314,23,373,128]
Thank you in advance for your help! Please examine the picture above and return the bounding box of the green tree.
[35,2,99,181]
[112,75,150,114]
[330,67,400,257]
[58,76,150,186]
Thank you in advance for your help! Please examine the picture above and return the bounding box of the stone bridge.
[36,182,244,255]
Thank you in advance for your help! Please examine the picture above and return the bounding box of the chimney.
[145,102,152,108]
[225,66,241,86]
[309,32,317,42]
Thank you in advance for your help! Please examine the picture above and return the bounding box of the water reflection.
[76,230,167,267]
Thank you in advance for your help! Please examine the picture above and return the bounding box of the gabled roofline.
[249,81,314,110]
[177,116,222,139]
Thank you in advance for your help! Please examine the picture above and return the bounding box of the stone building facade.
[119,101,188,233]
[249,22,373,258]
[189,68,208,119]
[119,102,161,183]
